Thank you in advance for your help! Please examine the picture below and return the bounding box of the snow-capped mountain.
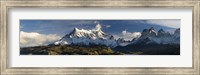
[54,24,118,47]
[53,24,180,48]
[133,27,180,44]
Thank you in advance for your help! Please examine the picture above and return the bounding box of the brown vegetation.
[20,45,123,55]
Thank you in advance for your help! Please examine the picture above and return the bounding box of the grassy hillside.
[20,44,180,55]
[20,45,124,55]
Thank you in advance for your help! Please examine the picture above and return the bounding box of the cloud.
[146,20,180,28]
[20,31,61,47]
[94,21,99,24]
[105,25,111,28]
[114,30,141,41]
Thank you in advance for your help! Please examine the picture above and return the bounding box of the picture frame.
[0,0,199,75]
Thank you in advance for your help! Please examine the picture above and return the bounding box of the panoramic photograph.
[20,20,180,55]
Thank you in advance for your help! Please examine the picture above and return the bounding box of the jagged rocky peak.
[174,28,180,38]
[69,27,95,39]
[68,24,114,40]
[108,35,114,40]
[141,29,149,36]
[158,29,164,33]
[71,27,81,33]
[93,24,106,38]
[149,27,157,37]
[70,28,79,36]
[69,24,102,38]
[53,24,118,47]
[74,27,79,31]
[140,27,157,38]
[149,27,155,32]
[174,28,180,35]
[157,29,171,37]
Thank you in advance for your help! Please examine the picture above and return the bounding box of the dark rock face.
[134,27,180,44]
[157,29,171,37]
[140,27,157,39]
[174,28,180,37]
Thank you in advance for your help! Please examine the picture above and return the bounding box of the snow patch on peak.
[95,24,102,31]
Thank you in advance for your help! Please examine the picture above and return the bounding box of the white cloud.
[105,25,111,28]
[114,30,141,41]
[20,31,61,47]
[94,21,98,24]
[146,20,180,28]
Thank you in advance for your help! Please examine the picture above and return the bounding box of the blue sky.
[20,20,180,36]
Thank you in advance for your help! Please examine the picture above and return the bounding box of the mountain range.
[20,24,180,55]
[52,24,180,48]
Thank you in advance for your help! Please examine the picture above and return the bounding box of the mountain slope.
[133,27,180,44]
[54,24,118,47]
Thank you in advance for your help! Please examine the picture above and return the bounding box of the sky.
[20,20,180,47]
